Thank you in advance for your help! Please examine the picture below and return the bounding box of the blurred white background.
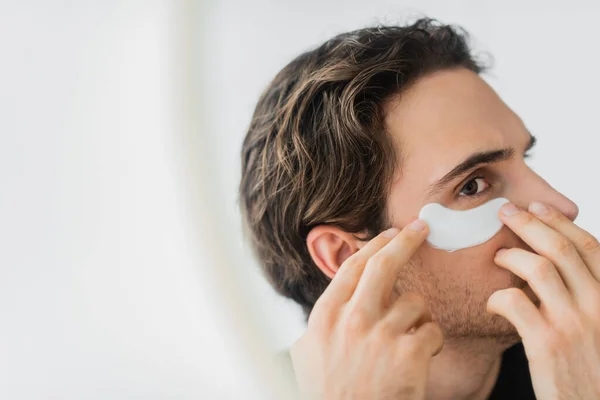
[1,0,598,399]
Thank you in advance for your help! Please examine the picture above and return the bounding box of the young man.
[239,18,600,399]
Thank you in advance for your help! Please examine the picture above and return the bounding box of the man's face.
[385,68,579,340]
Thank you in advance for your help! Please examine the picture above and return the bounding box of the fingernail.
[529,201,549,216]
[496,248,507,257]
[408,219,427,231]
[383,228,400,237]
[501,203,520,216]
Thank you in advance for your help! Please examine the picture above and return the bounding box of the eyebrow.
[426,133,537,198]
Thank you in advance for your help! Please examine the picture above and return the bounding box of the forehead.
[385,68,524,165]
[384,68,527,217]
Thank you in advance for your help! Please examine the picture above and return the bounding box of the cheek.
[415,227,523,280]
[445,224,527,265]
[486,225,532,253]
[423,246,495,277]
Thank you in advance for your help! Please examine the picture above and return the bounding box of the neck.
[424,336,517,400]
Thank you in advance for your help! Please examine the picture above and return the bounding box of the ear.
[306,225,363,280]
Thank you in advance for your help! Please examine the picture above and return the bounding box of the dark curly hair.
[239,18,487,318]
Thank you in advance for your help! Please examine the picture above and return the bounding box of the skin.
[292,223,442,400]
[295,68,600,399]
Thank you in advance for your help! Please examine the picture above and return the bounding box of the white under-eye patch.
[418,197,510,252]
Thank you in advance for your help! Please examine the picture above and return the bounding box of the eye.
[458,177,490,197]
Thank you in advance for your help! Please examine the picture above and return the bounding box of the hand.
[487,201,600,400]
[290,220,443,400]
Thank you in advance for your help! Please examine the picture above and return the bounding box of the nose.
[510,169,579,222]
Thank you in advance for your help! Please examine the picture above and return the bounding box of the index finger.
[351,219,429,312]
[498,202,593,295]
[315,227,402,311]
[527,201,600,282]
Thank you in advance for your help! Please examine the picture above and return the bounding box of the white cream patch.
[418,197,510,252]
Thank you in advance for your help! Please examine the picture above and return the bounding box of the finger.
[351,219,429,312]
[487,287,546,340]
[528,201,600,283]
[494,248,573,314]
[499,203,593,295]
[316,227,400,310]
[383,292,432,333]
[410,321,444,357]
